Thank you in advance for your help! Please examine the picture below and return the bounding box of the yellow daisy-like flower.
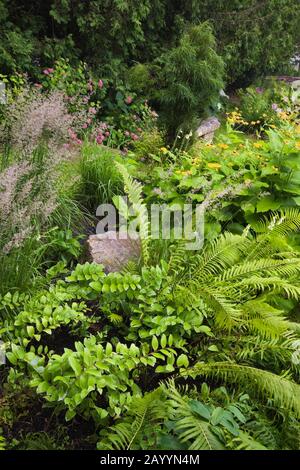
[253,142,264,149]
[207,162,221,170]
[160,147,168,155]
[218,143,229,150]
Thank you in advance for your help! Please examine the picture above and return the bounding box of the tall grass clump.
[0,87,87,294]
[78,143,124,212]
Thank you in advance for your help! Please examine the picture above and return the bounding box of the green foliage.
[141,116,300,237]
[131,128,165,162]
[115,162,150,265]
[186,362,300,418]
[78,143,124,210]
[192,0,300,85]
[2,210,300,449]
[0,434,5,450]
[1,62,300,450]
[1,1,298,88]
[98,388,166,450]
[156,23,224,136]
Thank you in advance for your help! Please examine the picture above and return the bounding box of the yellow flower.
[253,142,264,149]
[279,112,289,120]
[160,147,168,155]
[207,162,221,170]
[296,142,300,150]
[218,143,229,150]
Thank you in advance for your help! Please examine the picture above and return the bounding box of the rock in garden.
[87,231,141,272]
[196,117,221,142]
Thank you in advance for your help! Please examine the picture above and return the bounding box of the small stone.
[87,231,141,272]
[196,117,220,142]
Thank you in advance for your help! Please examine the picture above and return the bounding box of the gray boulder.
[87,231,141,272]
[196,117,221,142]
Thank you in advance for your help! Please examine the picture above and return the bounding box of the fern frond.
[229,431,268,450]
[239,277,300,299]
[115,162,150,265]
[97,388,165,450]
[186,283,242,329]
[185,362,300,417]
[187,233,249,281]
[241,300,290,339]
[246,209,300,260]
[165,380,224,450]
[219,258,300,283]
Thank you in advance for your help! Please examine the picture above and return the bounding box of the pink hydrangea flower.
[48,68,54,74]
[98,79,104,89]
[43,69,50,75]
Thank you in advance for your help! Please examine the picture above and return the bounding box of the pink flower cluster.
[125,131,139,141]
[43,68,54,75]
[68,128,82,145]
[125,96,133,105]
[87,78,104,93]
[94,122,110,145]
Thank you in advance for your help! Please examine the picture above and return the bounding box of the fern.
[115,162,150,265]
[185,362,300,418]
[97,388,165,450]
[164,381,224,450]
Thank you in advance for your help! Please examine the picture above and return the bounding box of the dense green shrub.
[156,23,224,136]
[1,1,299,86]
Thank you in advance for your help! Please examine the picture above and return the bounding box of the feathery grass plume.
[0,85,75,154]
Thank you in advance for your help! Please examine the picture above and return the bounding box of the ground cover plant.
[0,5,300,452]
